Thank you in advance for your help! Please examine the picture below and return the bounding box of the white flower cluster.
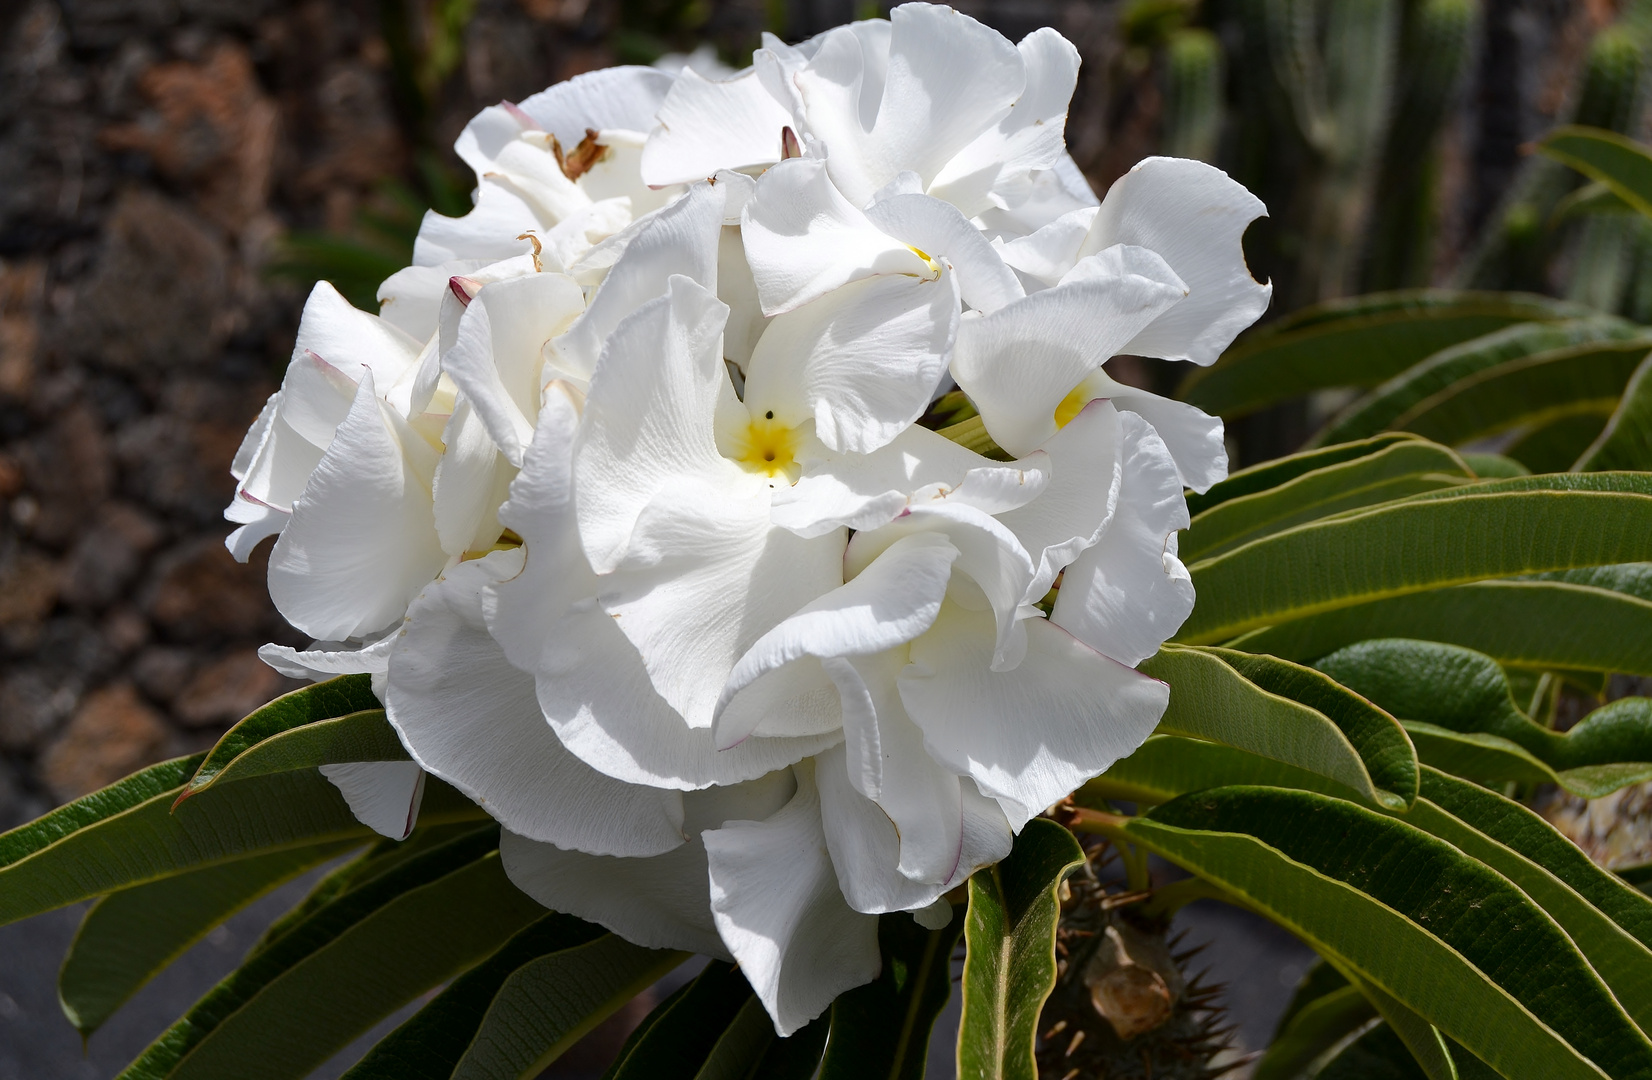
[226,3,1269,1034]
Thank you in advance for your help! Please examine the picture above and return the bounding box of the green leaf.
[1274,958,1351,1037]
[1182,439,1474,562]
[179,710,405,802]
[1505,408,1615,473]
[1082,734,1363,807]
[684,998,780,1080]
[820,906,965,1080]
[1179,474,1652,645]
[602,962,757,1080]
[1459,452,1531,478]
[1186,434,1421,518]
[1253,983,1377,1080]
[1351,978,1458,1080]
[182,675,388,796]
[341,914,684,1080]
[1402,724,1652,798]
[1226,579,1652,676]
[957,819,1083,1080]
[1125,786,1652,1079]
[1315,1023,1432,1080]
[1316,639,1652,795]
[0,765,480,927]
[1578,353,1652,471]
[1401,769,1652,1035]
[1139,645,1416,809]
[1179,291,1595,420]
[1311,320,1640,447]
[120,826,545,1080]
[59,842,358,1037]
[1539,125,1652,219]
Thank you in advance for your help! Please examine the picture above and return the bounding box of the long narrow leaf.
[602,962,756,1080]
[1252,983,1376,1080]
[123,827,545,1080]
[179,709,406,801]
[1179,292,1593,419]
[183,676,383,794]
[1578,353,1652,471]
[1539,126,1652,218]
[1180,476,1652,644]
[1083,735,1361,807]
[59,842,357,1037]
[1125,787,1652,1079]
[957,820,1083,1080]
[1139,645,1416,809]
[1187,434,1421,517]
[1227,579,1652,675]
[821,906,966,1080]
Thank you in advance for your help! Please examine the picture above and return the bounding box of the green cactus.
[1163,27,1225,161]
[1361,0,1477,291]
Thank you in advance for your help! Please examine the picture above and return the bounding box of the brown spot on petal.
[562,128,608,180]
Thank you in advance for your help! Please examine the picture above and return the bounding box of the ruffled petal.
[319,761,425,841]
[258,629,397,681]
[488,388,841,789]
[641,64,796,186]
[1072,368,1228,492]
[1051,411,1195,665]
[292,282,424,389]
[499,770,796,959]
[431,397,514,559]
[713,531,959,745]
[386,551,685,856]
[864,191,1024,314]
[900,603,1169,827]
[268,374,447,641]
[996,206,1096,289]
[996,399,1123,601]
[443,272,586,466]
[949,244,1187,457]
[741,157,929,316]
[704,760,881,1035]
[741,270,959,454]
[573,275,736,573]
[516,65,676,145]
[551,181,725,381]
[414,179,551,266]
[1079,157,1271,366]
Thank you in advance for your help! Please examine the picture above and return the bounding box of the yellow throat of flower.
[1054,383,1091,429]
[730,411,802,483]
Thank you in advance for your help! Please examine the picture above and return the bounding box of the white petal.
[573,275,735,573]
[996,399,1124,601]
[488,389,842,789]
[516,65,676,146]
[741,271,958,454]
[847,502,1037,672]
[268,374,447,641]
[413,180,551,267]
[292,282,423,389]
[320,761,425,841]
[231,394,278,483]
[814,739,952,912]
[900,603,1168,827]
[642,64,796,186]
[551,182,724,381]
[1052,412,1195,664]
[704,761,881,1035]
[431,397,514,559]
[444,272,586,466]
[258,629,397,681]
[1073,369,1228,492]
[577,130,682,219]
[822,654,1013,893]
[718,224,768,370]
[950,244,1186,456]
[1079,157,1271,365]
[237,411,325,514]
[500,770,795,959]
[741,157,929,316]
[996,206,1097,288]
[386,552,685,856]
[797,4,1025,206]
[602,477,841,728]
[713,531,960,745]
[376,260,486,343]
[225,501,289,562]
[864,192,1024,313]
[772,423,1029,538]
[926,27,1079,217]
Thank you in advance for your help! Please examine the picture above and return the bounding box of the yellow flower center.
[1054,383,1091,429]
[730,411,801,482]
[908,244,942,275]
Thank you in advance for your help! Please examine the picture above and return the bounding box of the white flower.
[238,1,1275,1036]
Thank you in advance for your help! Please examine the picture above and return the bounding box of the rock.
[173,648,288,727]
[59,500,163,609]
[0,668,79,751]
[0,542,59,629]
[131,644,197,703]
[144,535,275,641]
[16,403,112,548]
[62,189,230,373]
[39,682,169,802]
